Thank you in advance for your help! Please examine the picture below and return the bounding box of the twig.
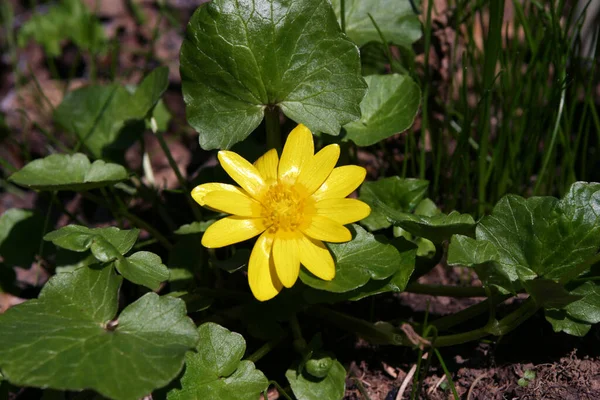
[397,362,418,400]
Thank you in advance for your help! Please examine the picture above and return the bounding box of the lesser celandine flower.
[192,124,371,301]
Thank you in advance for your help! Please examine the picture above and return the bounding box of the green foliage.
[44,225,139,262]
[0,266,198,400]
[344,74,421,146]
[54,67,169,159]
[44,225,169,289]
[330,0,421,48]
[286,359,346,400]
[300,225,414,293]
[17,0,105,57]
[180,0,367,149]
[168,323,269,400]
[4,0,600,398]
[381,205,476,243]
[0,209,44,267]
[359,176,429,231]
[9,153,128,191]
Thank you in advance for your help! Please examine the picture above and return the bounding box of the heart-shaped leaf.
[330,0,421,48]
[168,322,269,400]
[379,204,476,243]
[0,266,199,400]
[44,225,139,263]
[359,177,429,231]
[180,0,367,149]
[54,67,169,159]
[9,153,128,191]
[286,359,346,400]
[300,225,409,293]
[344,74,421,146]
[114,251,169,290]
[0,209,45,267]
[476,182,600,282]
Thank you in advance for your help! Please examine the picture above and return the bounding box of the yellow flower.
[191,124,371,301]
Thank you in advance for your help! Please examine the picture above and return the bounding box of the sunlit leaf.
[8,153,128,191]
[477,182,600,281]
[168,322,269,400]
[180,0,367,149]
[114,251,169,290]
[44,225,139,263]
[300,225,410,293]
[304,237,416,303]
[330,0,421,48]
[359,177,429,231]
[0,266,198,400]
[344,74,420,146]
[379,205,476,243]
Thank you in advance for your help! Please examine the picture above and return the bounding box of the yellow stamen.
[261,183,311,233]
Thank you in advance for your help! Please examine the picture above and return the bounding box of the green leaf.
[0,266,199,400]
[168,322,269,400]
[0,209,44,267]
[380,204,476,243]
[114,251,169,290]
[477,183,600,281]
[180,0,367,149]
[54,67,169,159]
[8,153,128,191]
[545,309,591,337]
[286,359,346,400]
[300,225,409,293]
[330,0,421,48]
[447,235,515,293]
[522,279,582,308]
[17,0,105,57]
[174,220,216,235]
[304,237,416,302]
[344,74,421,146]
[564,281,600,324]
[44,225,139,263]
[359,176,429,231]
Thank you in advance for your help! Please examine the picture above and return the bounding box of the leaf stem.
[405,283,488,298]
[81,191,173,250]
[151,118,203,221]
[310,294,539,349]
[265,106,281,150]
[245,334,286,363]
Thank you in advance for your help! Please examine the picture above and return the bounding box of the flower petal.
[201,216,266,248]
[203,190,263,217]
[301,215,352,243]
[218,151,266,199]
[311,166,367,201]
[248,232,282,301]
[191,183,246,206]
[314,198,371,225]
[278,124,314,183]
[253,148,279,183]
[298,235,335,281]
[272,234,301,288]
[295,144,340,197]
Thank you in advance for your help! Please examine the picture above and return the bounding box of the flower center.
[261,183,306,233]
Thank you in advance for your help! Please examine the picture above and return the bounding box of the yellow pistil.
[191,123,371,301]
[262,184,311,233]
